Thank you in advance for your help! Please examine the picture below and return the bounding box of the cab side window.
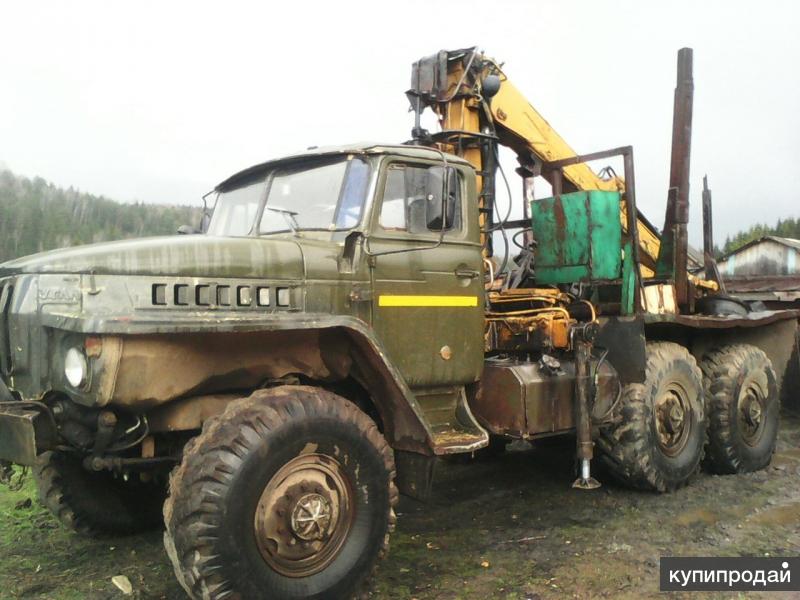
[378,164,461,234]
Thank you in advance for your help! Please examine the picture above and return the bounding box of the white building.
[718,236,800,277]
[718,236,800,308]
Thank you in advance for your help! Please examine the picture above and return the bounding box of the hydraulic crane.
[406,47,713,309]
[405,46,748,489]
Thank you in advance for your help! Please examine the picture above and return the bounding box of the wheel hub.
[738,383,767,445]
[743,392,762,427]
[655,385,692,457]
[665,399,685,433]
[253,453,354,578]
[290,492,333,541]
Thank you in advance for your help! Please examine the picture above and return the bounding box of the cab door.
[366,159,484,389]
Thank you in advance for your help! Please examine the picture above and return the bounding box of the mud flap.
[395,450,436,501]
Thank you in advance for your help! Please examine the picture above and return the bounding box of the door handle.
[454,267,481,279]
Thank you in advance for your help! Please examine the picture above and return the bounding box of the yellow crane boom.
[408,48,662,273]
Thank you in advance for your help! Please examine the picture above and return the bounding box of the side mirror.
[178,208,211,235]
[199,194,213,234]
[200,211,211,234]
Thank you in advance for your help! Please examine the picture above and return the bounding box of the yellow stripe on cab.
[378,295,478,307]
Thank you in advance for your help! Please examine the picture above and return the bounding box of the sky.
[1,0,799,247]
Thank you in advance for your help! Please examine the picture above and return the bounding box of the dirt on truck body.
[0,47,798,600]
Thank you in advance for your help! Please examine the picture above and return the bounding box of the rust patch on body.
[106,330,334,409]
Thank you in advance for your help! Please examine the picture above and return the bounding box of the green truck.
[0,48,797,599]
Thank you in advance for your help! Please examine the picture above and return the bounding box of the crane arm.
[489,72,662,269]
[490,78,620,192]
[408,48,662,271]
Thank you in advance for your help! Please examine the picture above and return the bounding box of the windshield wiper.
[265,206,300,236]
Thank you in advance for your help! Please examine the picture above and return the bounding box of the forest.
[0,169,201,263]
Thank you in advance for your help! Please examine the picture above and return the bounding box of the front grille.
[149,282,293,310]
[0,281,12,375]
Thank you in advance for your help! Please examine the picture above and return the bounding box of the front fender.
[47,311,435,455]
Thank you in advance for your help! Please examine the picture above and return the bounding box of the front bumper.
[0,403,57,466]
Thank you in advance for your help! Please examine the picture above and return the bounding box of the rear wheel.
[34,451,165,536]
[598,342,705,492]
[163,385,397,600]
[701,344,779,473]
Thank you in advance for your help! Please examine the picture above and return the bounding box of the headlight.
[64,347,88,388]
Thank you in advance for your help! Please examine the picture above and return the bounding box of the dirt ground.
[1,414,800,600]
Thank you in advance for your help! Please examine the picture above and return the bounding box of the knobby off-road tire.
[598,342,705,492]
[34,451,165,536]
[163,385,398,600]
[701,344,779,474]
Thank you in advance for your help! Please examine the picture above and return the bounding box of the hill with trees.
[0,169,201,263]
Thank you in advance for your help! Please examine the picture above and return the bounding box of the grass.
[0,473,180,599]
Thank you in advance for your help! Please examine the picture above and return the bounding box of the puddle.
[775,448,800,461]
[749,502,800,526]
[674,508,720,527]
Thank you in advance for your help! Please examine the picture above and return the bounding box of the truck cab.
[0,143,491,458]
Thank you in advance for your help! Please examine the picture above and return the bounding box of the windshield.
[206,157,370,237]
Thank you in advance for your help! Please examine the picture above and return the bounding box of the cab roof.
[215,142,471,191]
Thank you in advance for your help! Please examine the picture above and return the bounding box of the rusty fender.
[74,314,436,456]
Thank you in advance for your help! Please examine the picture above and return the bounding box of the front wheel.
[163,386,397,600]
[34,451,165,536]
